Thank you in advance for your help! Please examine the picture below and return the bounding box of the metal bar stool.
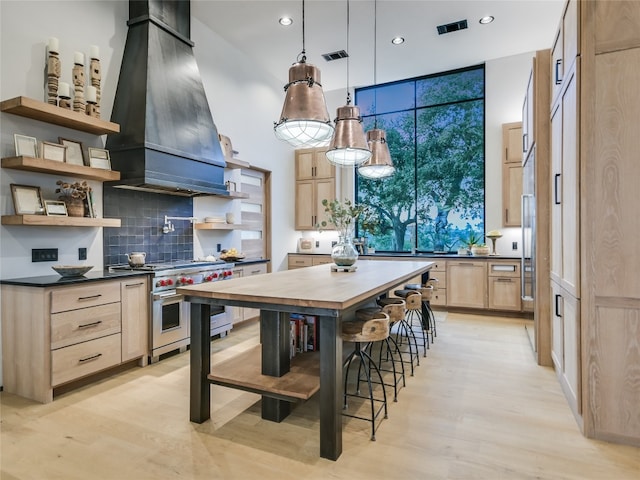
[393,289,428,357]
[358,300,407,401]
[405,281,437,343]
[342,309,390,441]
[378,295,420,374]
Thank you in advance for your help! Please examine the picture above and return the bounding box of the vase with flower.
[316,199,377,268]
[56,180,91,217]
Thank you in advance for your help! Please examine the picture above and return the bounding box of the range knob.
[205,275,213,282]
[187,278,194,285]
[212,272,219,279]
[167,278,174,286]
[156,279,165,287]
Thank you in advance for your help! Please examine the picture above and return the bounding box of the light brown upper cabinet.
[502,122,523,227]
[295,148,336,230]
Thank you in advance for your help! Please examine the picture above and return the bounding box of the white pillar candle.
[74,51,84,65]
[89,45,99,60]
[48,37,59,53]
[86,85,97,103]
[58,82,70,98]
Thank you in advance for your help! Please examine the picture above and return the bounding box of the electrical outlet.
[78,248,87,260]
[32,248,58,262]
[216,243,222,252]
[316,241,320,248]
[512,241,518,250]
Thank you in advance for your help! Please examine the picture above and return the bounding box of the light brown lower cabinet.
[447,261,487,309]
[1,276,149,403]
[488,261,522,311]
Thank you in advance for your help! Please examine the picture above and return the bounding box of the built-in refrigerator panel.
[522,147,536,347]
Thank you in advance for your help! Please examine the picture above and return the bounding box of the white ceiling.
[192,0,565,93]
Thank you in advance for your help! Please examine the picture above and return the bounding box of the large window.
[355,65,485,253]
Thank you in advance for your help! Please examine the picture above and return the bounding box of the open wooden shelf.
[194,222,243,230]
[224,157,250,169]
[226,191,249,199]
[2,156,120,181]
[208,345,320,402]
[1,215,121,228]
[1,96,120,135]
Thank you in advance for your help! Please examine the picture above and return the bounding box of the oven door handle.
[153,291,182,301]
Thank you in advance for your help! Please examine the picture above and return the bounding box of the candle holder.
[46,42,61,106]
[89,49,101,117]
[72,53,85,113]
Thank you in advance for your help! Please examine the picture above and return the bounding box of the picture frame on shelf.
[44,200,68,216]
[10,184,44,215]
[225,180,236,192]
[59,138,85,166]
[88,147,111,169]
[14,134,38,158]
[41,141,67,163]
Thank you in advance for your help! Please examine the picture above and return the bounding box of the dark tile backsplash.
[103,187,193,266]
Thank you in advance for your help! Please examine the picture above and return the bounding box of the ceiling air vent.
[322,50,349,61]
[437,19,468,35]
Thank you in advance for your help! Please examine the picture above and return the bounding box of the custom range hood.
[106,0,227,197]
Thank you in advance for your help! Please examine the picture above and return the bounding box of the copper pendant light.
[358,0,395,179]
[325,0,371,167]
[358,128,395,178]
[274,0,334,148]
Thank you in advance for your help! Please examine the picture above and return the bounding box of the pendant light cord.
[346,0,351,105]
[373,0,378,127]
[299,0,307,63]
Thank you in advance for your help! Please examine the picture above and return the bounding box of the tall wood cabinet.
[502,122,523,227]
[549,0,640,446]
[294,148,335,230]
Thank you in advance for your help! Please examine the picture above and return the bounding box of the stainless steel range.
[109,260,235,362]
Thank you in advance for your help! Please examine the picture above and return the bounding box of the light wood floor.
[2,312,639,479]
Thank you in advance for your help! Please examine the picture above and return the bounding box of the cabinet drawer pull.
[522,133,528,153]
[78,353,102,363]
[554,173,562,205]
[555,59,563,85]
[250,269,262,274]
[78,294,102,301]
[78,320,103,329]
[125,282,145,287]
[457,263,475,266]
[496,278,513,282]
[554,294,563,317]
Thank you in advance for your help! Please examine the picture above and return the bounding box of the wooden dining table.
[178,259,433,461]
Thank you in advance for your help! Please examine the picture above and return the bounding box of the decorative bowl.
[52,265,93,277]
[219,254,245,262]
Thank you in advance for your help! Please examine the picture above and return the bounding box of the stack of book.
[289,314,318,358]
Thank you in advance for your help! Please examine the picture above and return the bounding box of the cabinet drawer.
[243,263,267,276]
[429,271,447,291]
[51,302,122,350]
[488,262,520,278]
[312,256,332,266]
[288,256,312,269]
[51,333,122,386]
[430,291,447,307]
[51,282,121,313]
[430,260,446,272]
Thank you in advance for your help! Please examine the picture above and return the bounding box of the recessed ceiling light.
[391,36,405,45]
[479,16,494,25]
[279,16,293,26]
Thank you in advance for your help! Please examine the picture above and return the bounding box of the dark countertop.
[0,269,151,287]
[289,252,521,260]
[230,258,270,266]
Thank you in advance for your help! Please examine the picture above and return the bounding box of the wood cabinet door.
[295,180,314,230]
[550,99,563,284]
[550,281,564,372]
[295,150,315,180]
[313,149,334,179]
[503,162,523,227]
[560,61,579,297]
[503,122,523,164]
[315,178,336,228]
[488,277,521,311]
[446,261,487,309]
[120,277,149,363]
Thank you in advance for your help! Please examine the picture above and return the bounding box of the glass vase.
[331,234,359,267]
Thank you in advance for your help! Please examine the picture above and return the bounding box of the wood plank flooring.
[2,312,639,479]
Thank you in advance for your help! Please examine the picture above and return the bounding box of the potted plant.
[459,231,483,255]
[56,180,91,217]
[317,199,377,267]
